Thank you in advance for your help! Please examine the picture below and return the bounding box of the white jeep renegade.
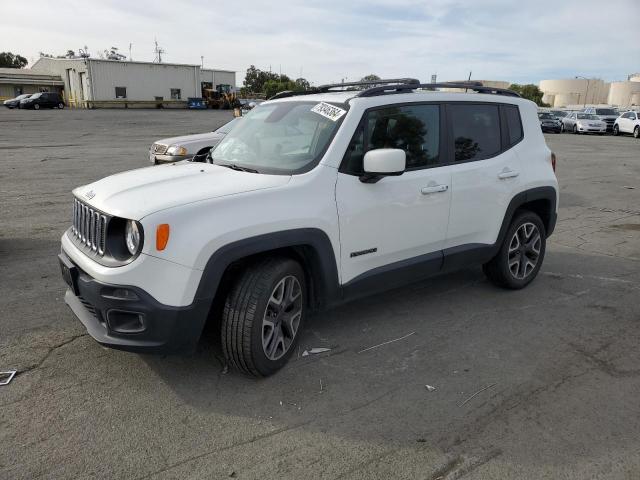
[59,79,558,377]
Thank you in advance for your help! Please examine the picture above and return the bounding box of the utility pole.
[129,43,132,61]
[575,76,591,107]
[201,56,204,68]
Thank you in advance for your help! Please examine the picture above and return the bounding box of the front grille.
[152,143,168,155]
[78,295,97,318]
[71,198,109,255]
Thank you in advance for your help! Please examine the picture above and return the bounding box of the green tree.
[509,83,549,107]
[360,74,381,82]
[0,52,28,68]
[243,65,280,94]
[294,78,310,91]
[264,79,298,99]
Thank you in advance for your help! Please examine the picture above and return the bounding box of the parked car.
[3,93,32,109]
[149,117,242,164]
[549,109,569,118]
[58,80,558,377]
[538,112,562,133]
[613,111,640,138]
[582,107,618,133]
[20,92,65,110]
[561,112,607,134]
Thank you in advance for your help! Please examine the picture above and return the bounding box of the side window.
[503,105,523,146]
[341,104,440,174]
[170,88,181,100]
[450,104,501,162]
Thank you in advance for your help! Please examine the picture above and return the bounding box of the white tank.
[608,81,640,107]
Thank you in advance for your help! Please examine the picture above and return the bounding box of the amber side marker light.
[156,224,170,251]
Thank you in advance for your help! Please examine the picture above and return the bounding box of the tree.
[0,52,28,68]
[360,74,381,82]
[263,79,297,99]
[243,65,279,94]
[294,78,310,91]
[509,83,549,107]
[243,65,310,97]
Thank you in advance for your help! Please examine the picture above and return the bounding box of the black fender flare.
[193,228,341,308]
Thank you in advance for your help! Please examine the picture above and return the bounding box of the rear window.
[450,104,501,162]
[595,109,616,115]
[505,105,523,146]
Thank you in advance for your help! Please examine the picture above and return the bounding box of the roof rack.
[356,81,522,98]
[268,78,420,100]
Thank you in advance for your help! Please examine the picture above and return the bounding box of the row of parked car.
[3,92,65,109]
[538,107,640,138]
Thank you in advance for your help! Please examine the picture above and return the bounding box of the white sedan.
[561,112,606,134]
[149,117,241,164]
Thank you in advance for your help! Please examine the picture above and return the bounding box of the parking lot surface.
[1,108,639,479]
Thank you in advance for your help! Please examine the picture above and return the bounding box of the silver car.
[149,117,241,164]
[561,112,607,134]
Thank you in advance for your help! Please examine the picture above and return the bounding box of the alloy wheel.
[508,222,542,280]
[262,275,302,361]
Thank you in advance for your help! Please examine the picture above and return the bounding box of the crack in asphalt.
[15,333,89,377]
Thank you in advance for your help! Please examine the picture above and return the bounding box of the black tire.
[560,123,565,133]
[483,211,546,290]
[634,126,640,139]
[221,257,306,377]
[58,102,64,109]
[613,124,620,136]
[33,104,40,110]
[572,124,578,134]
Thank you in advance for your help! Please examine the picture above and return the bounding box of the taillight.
[551,152,557,173]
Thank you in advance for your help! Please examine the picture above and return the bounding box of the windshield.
[215,117,241,135]
[31,93,42,99]
[595,109,616,115]
[16,94,30,100]
[577,114,597,120]
[538,113,555,119]
[211,101,347,174]
[550,110,568,117]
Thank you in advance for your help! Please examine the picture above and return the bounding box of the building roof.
[0,68,63,85]
[33,56,201,68]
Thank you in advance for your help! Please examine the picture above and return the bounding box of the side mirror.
[360,148,406,183]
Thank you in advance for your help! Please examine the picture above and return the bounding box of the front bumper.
[541,125,561,132]
[59,250,210,353]
[149,152,190,164]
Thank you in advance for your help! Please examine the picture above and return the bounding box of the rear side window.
[341,104,440,174]
[450,104,501,162]
[504,105,523,146]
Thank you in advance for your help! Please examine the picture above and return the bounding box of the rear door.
[335,103,452,286]
[443,103,523,261]
[619,112,633,133]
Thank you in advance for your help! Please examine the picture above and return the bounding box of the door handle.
[498,169,519,180]
[421,184,448,194]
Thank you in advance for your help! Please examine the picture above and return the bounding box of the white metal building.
[30,57,236,107]
[0,68,64,100]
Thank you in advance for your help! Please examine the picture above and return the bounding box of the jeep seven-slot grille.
[71,198,109,255]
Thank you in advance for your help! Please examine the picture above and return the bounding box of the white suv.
[613,111,640,138]
[58,79,559,376]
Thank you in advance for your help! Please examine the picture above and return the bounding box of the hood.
[154,131,225,148]
[73,162,290,220]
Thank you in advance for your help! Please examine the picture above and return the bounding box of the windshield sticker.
[311,102,347,122]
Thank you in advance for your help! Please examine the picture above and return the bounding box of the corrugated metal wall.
[200,69,237,89]
[90,61,200,100]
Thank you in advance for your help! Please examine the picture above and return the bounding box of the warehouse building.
[0,68,64,100]
[30,57,236,107]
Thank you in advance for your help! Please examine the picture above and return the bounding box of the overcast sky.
[3,0,638,86]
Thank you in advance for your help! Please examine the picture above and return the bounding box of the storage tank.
[608,81,640,107]
[539,78,608,107]
[553,92,580,107]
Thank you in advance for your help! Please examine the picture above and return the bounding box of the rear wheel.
[613,124,620,136]
[33,104,40,110]
[483,211,546,289]
[634,126,640,139]
[221,257,306,377]
[58,102,64,109]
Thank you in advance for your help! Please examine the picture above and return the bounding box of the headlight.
[167,145,188,156]
[125,220,142,255]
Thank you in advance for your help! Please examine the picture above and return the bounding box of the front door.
[335,103,451,287]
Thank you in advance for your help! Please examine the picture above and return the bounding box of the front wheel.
[483,211,546,289]
[33,104,40,110]
[613,124,620,136]
[634,126,640,139]
[560,123,565,133]
[58,102,64,109]
[573,124,578,134]
[221,257,306,377]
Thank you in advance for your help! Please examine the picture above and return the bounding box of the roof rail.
[268,78,420,100]
[356,81,522,98]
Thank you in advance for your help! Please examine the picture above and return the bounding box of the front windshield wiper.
[216,162,259,173]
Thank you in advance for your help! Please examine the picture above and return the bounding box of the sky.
[2,0,639,87]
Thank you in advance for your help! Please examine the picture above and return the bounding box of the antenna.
[129,43,132,61]
[201,55,204,68]
[153,38,165,63]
